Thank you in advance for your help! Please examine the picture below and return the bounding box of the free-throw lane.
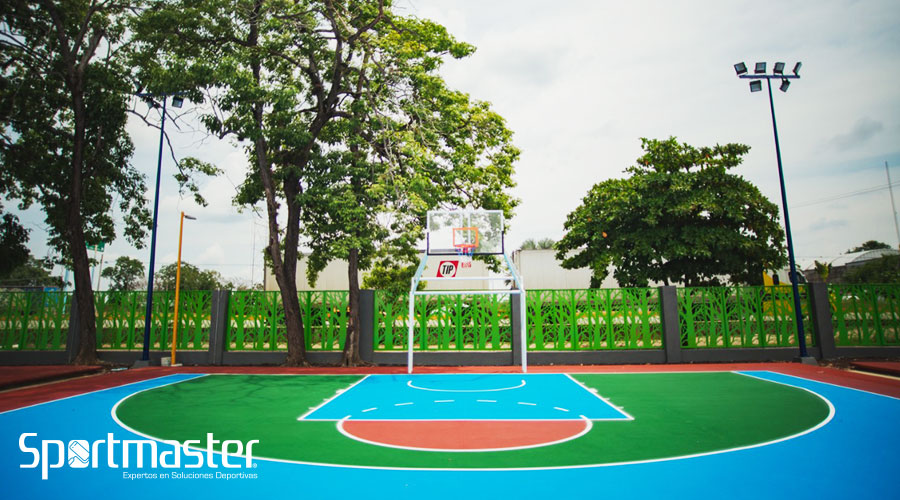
[116,372,830,469]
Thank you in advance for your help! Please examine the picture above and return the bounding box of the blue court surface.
[1,369,899,499]
[301,374,631,421]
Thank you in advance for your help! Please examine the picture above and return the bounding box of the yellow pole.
[172,212,186,365]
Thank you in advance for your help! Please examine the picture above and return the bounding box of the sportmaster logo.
[19,432,259,480]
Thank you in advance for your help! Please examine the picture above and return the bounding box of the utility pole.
[885,161,900,251]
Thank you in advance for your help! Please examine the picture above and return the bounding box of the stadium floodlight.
[731,59,811,363]
[132,91,193,364]
[734,62,748,75]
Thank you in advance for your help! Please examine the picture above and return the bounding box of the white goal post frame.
[407,250,527,374]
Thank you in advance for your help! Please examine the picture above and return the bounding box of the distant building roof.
[799,248,899,271]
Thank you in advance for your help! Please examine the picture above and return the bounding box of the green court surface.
[115,372,830,469]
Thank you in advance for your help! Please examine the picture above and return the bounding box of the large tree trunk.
[66,64,98,365]
[248,0,306,366]
[342,247,362,366]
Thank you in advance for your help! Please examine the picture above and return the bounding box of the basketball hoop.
[452,226,478,269]
[455,244,475,268]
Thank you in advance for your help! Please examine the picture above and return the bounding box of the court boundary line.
[0,373,194,416]
[297,374,371,420]
[108,369,834,472]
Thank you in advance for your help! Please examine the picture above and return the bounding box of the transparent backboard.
[427,210,505,255]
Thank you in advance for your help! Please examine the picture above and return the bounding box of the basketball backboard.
[426,210,505,255]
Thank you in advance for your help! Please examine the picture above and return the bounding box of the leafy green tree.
[133,0,397,366]
[0,0,154,364]
[301,16,519,365]
[0,202,30,276]
[557,137,787,287]
[155,262,227,291]
[847,240,891,253]
[843,255,900,284]
[0,257,63,289]
[101,256,145,291]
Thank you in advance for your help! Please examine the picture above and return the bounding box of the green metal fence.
[526,289,661,350]
[678,286,815,348]
[374,292,511,351]
[5,284,900,353]
[829,284,900,346]
[226,291,349,351]
[0,291,70,350]
[93,291,211,350]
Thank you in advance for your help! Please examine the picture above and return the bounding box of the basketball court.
[2,363,899,499]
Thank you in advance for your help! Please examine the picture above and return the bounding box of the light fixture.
[780,79,791,92]
[750,80,762,92]
[792,62,802,76]
[734,62,748,75]
[773,62,785,75]
[184,214,197,220]
[171,95,184,108]
[754,62,766,74]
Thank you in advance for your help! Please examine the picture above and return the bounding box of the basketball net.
[455,245,474,269]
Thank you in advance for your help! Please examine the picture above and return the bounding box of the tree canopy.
[556,137,787,287]
[0,257,63,289]
[101,256,145,291]
[0,202,29,277]
[847,240,892,253]
[155,262,229,291]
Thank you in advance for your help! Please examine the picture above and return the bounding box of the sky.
[13,0,900,289]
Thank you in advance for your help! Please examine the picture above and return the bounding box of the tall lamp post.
[171,211,196,366]
[135,92,186,364]
[734,61,813,362]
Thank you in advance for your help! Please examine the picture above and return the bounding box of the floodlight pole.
[737,66,809,359]
[136,92,186,363]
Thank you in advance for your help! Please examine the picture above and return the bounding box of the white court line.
[407,378,526,393]
[256,371,839,471]
[297,374,371,420]
[0,373,202,416]
[564,373,635,420]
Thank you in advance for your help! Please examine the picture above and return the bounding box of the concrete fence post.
[511,292,523,366]
[808,282,836,360]
[359,290,375,363]
[658,286,683,363]
[208,290,230,365]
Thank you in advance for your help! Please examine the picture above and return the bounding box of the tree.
[155,262,227,291]
[813,260,832,283]
[0,0,154,364]
[847,240,891,253]
[520,238,555,250]
[133,0,398,366]
[101,256,145,291]
[0,257,63,289]
[0,202,30,276]
[556,137,787,287]
[844,255,900,284]
[300,16,519,365]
